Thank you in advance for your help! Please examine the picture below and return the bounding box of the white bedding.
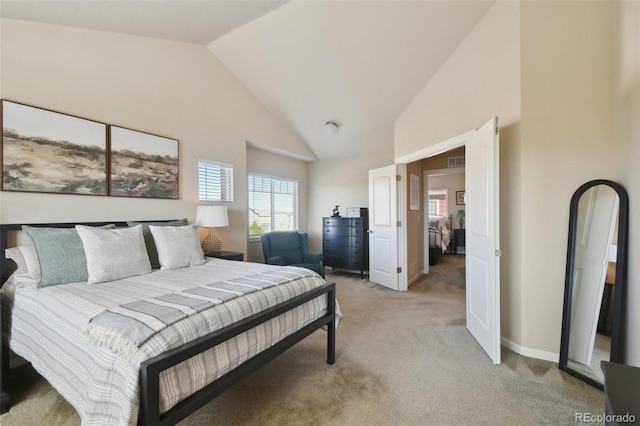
[2,259,340,425]
[428,216,452,253]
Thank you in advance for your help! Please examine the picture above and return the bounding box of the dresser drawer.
[323,235,364,248]
[323,245,350,257]
[323,226,365,239]
[324,254,348,269]
[323,217,367,229]
[323,226,351,238]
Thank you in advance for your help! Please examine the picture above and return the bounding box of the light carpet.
[1,255,604,425]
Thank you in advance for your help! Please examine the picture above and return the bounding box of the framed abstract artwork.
[109,126,179,199]
[1,100,107,195]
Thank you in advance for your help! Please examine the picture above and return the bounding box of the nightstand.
[205,251,244,261]
[453,229,465,254]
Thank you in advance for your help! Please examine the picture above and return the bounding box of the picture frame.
[1,100,108,195]
[109,126,179,199]
[456,190,466,205]
[410,173,420,211]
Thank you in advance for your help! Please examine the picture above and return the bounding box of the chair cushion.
[266,233,304,264]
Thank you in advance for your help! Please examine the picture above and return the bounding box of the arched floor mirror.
[559,179,629,390]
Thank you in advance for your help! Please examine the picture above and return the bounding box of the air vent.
[448,156,465,168]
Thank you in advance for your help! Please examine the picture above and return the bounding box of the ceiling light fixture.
[324,121,339,135]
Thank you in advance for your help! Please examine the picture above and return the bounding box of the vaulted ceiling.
[1,0,495,161]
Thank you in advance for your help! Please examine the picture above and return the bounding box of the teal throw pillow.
[23,224,115,287]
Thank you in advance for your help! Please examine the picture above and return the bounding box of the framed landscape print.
[1,100,107,195]
[109,126,179,199]
[456,191,466,205]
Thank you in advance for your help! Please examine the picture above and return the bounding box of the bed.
[428,215,452,265]
[0,221,339,426]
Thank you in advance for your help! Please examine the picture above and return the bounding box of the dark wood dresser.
[322,217,369,278]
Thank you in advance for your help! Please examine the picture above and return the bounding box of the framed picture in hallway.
[410,173,419,210]
[456,191,465,205]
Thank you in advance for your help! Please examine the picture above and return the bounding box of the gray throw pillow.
[149,225,205,270]
[23,224,115,287]
[127,219,187,269]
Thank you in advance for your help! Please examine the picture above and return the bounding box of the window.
[198,159,233,202]
[428,188,448,218]
[248,174,298,236]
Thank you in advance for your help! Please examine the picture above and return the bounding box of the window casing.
[198,159,233,202]
[248,174,298,236]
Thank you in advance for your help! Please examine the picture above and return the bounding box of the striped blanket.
[85,268,317,361]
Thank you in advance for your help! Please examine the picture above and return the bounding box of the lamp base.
[202,228,222,253]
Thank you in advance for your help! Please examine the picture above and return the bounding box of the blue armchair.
[260,231,325,278]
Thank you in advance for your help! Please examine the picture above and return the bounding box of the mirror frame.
[559,179,629,390]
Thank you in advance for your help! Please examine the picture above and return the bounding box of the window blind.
[198,159,233,202]
[248,174,298,236]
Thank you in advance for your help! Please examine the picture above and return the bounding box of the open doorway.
[403,148,468,344]
[406,147,466,290]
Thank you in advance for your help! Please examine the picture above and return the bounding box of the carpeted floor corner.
[1,255,604,425]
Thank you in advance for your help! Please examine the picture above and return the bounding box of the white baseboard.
[501,337,559,363]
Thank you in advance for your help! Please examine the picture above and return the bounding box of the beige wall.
[395,2,524,351]
[421,147,465,170]
[307,151,393,253]
[395,0,640,363]
[246,146,309,263]
[612,0,640,366]
[520,0,616,356]
[0,19,312,256]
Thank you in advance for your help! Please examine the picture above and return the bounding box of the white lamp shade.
[195,205,229,228]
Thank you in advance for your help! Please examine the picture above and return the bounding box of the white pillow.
[76,225,152,284]
[149,224,205,270]
[5,245,41,281]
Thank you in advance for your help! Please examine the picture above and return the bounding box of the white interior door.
[368,165,400,291]
[569,185,618,365]
[465,117,501,364]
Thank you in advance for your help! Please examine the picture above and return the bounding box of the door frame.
[396,130,475,283]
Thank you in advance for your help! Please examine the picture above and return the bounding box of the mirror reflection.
[560,180,628,390]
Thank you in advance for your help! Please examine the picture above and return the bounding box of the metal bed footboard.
[139,282,336,426]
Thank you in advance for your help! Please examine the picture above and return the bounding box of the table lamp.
[195,205,229,253]
[456,209,465,229]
